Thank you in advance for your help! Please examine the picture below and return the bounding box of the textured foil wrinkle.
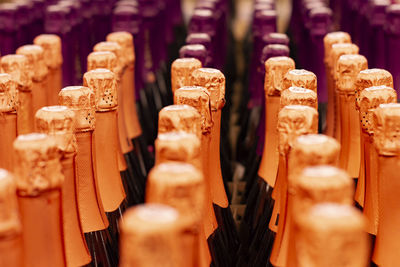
[0,55,32,92]
[323,31,351,65]
[87,51,118,76]
[16,45,48,82]
[280,87,318,110]
[59,86,96,131]
[83,69,118,111]
[33,34,63,69]
[191,68,225,111]
[331,43,359,80]
[106,32,135,66]
[0,169,21,238]
[282,69,318,93]
[0,73,18,113]
[93,42,124,77]
[264,56,295,96]
[171,58,202,94]
[13,133,64,196]
[336,55,368,93]
[158,105,202,138]
[373,103,400,156]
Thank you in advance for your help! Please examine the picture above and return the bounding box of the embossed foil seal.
[336,54,368,93]
[35,106,77,153]
[277,105,319,155]
[359,86,397,134]
[87,51,117,75]
[280,86,318,110]
[93,41,124,77]
[33,34,63,69]
[174,86,213,134]
[83,69,118,111]
[191,68,225,111]
[373,103,400,156]
[171,58,202,94]
[13,133,64,196]
[0,169,21,237]
[323,31,351,65]
[331,43,359,80]
[119,204,185,267]
[295,203,368,267]
[264,56,295,96]
[0,73,18,112]
[16,45,48,82]
[355,69,393,110]
[282,69,317,93]
[59,86,96,131]
[106,32,135,67]
[0,54,32,92]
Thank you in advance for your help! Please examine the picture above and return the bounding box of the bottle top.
[155,132,201,170]
[336,54,368,92]
[323,31,351,64]
[112,5,141,35]
[58,86,96,131]
[179,44,207,66]
[16,45,48,82]
[93,41,124,76]
[261,44,290,64]
[189,9,215,36]
[33,34,63,69]
[254,9,277,32]
[262,33,290,46]
[35,106,77,153]
[368,0,390,26]
[186,33,212,52]
[295,203,368,267]
[308,7,332,36]
[277,105,319,155]
[171,58,202,94]
[282,69,317,93]
[120,204,185,267]
[13,133,64,197]
[373,103,400,156]
[174,86,213,135]
[359,86,397,134]
[355,68,393,109]
[87,51,117,76]
[264,56,295,96]
[83,69,118,111]
[330,43,359,77]
[45,4,71,34]
[147,162,205,224]
[106,32,135,67]
[191,68,225,111]
[0,55,32,92]
[0,73,17,113]
[280,86,318,110]
[0,169,21,238]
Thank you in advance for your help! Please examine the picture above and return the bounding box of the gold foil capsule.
[191,68,225,111]
[33,34,63,70]
[171,58,202,94]
[13,133,64,197]
[0,169,21,237]
[282,69,317,93]
[16,45,48,82]
[87,51,117,74]
[58,86,96,131]
[336,54,368,93]
[323,32,351,66]
[106,32,135,68]
[0,54,32,92]
[0,73,18,113]
[35,106,77,153]
[83,69,118,111]
[280,86,318,110]
[93,41,124,77]
[331,43,359,80]
[373,103,400,156]
[264,56,295,96]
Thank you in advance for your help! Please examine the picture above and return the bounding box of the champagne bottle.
[353,69,393,210]
[0,74,18,171]
[179,44,208,67]
[336,54,368,178]
[14,1,33,46]
[1,54,33,135]
[0,3,18,56]
[384,4,400,96]
[0,169,23,267]
[186,33,213,67]
[371,103,400,266]
[33,34,63,106]
[171,58,202,95]
[13,133,66,267]
[119,204,185,267]
[59,86,116,267]
[293,203,368,267]
[35,106,92,267]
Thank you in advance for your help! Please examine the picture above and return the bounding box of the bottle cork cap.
[191,68,225,111]
[0,169,21,238]
[0,54,32,92]
[295,203,368,267]
[282,69,317,93]
[83,69,118,111]
[264,56,295,96]
[120,204,184,267]
[355,68,393,109]
[171,58,202,94]
[262,33,290,46]
[280,86,318,110]
[331,43,359,78]
[336,54,368,92]
[323,31,351,64]
[106,31,135,66]
[158,104,202,139]
[0,73,18,113]
[33,34,63,69]
[87,51,117,75]
[35,106,77,153]
[277,105,319,155]
[147,162,205,224]
[13,133,64,196]
[186,33,212,52]
[174,87,213,134]
[261,44,290,64]
[359,86,397,134]
[16,44,48,82]
[58,86,96,131]
[93,41,124,76]
[179,44,207,66]
[373,103,400,156]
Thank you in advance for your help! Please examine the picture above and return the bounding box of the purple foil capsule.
[76,0,93,74]
[179,44,208,66]
[186,33,213,67]
[0,3,18,56]
[15,0,34,45]
[385,4,400,97]
[32,0,45,39]
[261,32,290,47]
[91,0,113,44]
